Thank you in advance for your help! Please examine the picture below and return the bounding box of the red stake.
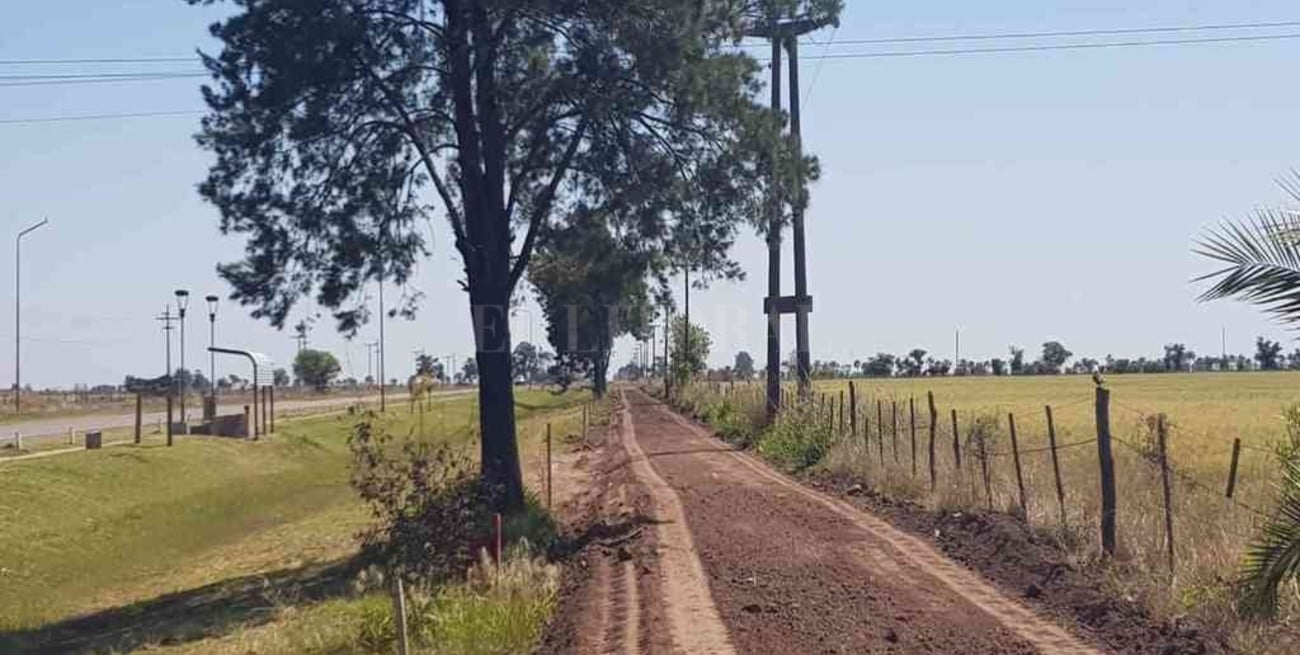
[493,512,503,571]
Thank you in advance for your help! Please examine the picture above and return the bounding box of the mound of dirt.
[814,472,1232,655]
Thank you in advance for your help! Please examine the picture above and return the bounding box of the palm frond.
[1195,208,1300,328]
[1238,455,1300,618]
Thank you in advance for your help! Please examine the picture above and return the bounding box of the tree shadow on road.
[0,555,366,655]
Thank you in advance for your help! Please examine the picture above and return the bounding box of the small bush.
[349,413,490,582]
[758,401,835,471]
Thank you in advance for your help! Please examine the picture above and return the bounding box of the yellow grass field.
[811,371,1299,486]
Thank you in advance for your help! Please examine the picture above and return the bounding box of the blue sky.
[3,1,1300,388]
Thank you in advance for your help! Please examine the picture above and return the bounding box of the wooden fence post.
[950,408,962,470]
[1046,405,1067,527]
[134,394,142,444]
[1095,386,1117,557]
[978,426,992,510]
[1225,438,1242,499]
[839,389,845,434]
[392,575,411,655]
[493,513,503,571]
[546,422,553,510]
[891,400,899,463]
[849,381,858,438]
[1157,414,1175,576]
[927,392,938,490]
[877,399,885,465]
[909,397,917,477]
[166,395,175,447]
[1008,412,1027,518]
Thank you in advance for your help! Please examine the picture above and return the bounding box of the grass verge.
[0,387,590,654]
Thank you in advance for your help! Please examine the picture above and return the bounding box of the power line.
[0,73,207,88]
[0,109,203,126]
[752,32,1300,61]
[801,24,837,109]
[737,19,1300,48]
[0,56,198,65]
[0,71,203,81]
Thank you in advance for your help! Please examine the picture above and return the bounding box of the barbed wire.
[1110,433,1271,518]
[982,438,1097,457]
[1240,443,1276,455]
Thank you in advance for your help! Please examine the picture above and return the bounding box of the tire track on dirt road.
[626,389,1104,654]
[617,392,736,654]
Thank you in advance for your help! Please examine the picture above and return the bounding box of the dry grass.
[691,373,1300,653]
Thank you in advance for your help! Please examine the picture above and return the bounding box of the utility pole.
[663,307,671,396]
[683,268,690,381]
[748,12,836,415]
[14,218,48,413]
[365,341,378,385]
[377,276,386,411]
[156,305,177,377]
[955,328,961,371]
[650,324,657,379]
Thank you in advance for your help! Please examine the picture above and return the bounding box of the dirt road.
[546,390,1105,654]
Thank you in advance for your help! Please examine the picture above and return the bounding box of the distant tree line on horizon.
[642,335,1300,382]
[777,336,1299,379]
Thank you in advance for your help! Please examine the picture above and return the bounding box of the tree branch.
[355,54,467,251]
[508,115,588,290]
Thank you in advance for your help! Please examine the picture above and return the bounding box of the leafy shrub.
[349,413,495,583]
[757,401,835,471]
[349,414,558,585]
[965,412,1002,459]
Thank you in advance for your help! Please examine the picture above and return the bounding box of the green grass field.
[0,388,591,654]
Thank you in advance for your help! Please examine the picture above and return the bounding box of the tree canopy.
[732,351,755,380]
[191,0,840,507]
[530,210,653,396]
[293,349,342,391]
[670,315,710,384]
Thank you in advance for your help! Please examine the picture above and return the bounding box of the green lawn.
[0,388,590,654]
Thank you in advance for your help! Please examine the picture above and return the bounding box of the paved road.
[4,390,468,446]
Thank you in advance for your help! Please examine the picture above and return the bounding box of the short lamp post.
[174,289,190,424]
[206,294,219,409]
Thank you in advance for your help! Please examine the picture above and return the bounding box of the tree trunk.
[592,352,609,398]
[470,283,523,510]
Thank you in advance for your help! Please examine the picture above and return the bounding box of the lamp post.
[206,295,218,409]
[14,218,48,413]
[175,289,190,423]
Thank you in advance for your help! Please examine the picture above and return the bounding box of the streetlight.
[206,295,219,413]
[14,218,48,413]
[174,289,189,423]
